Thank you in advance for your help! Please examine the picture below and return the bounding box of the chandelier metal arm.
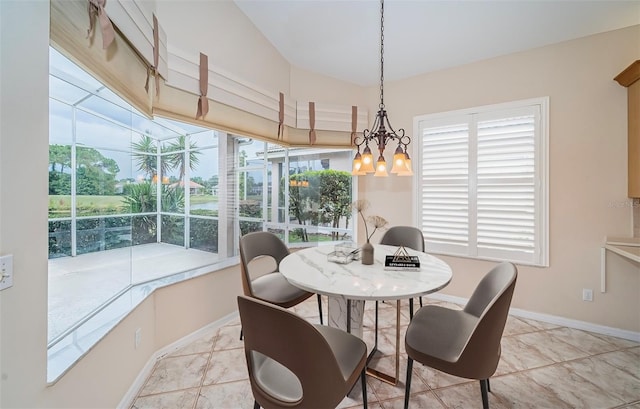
[351,0,413,177]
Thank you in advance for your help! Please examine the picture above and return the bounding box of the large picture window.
[48,47,355,379]
[415,98,548,266]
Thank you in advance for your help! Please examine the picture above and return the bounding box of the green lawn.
[49,195,219,218]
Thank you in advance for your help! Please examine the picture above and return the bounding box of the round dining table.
[279,243,452,385]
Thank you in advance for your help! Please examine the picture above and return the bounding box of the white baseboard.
[426,293,640,343]
[117,311,240,409]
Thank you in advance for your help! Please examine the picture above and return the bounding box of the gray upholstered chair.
[404,262,518,409]
[379,226,426,318]
[237,295,368,409]
[239,231,323,339]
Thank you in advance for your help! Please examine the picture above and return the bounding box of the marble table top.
[280,244,452,301]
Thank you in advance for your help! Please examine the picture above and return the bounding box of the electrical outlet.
[582,288,593,302]
[135,328,142,349]
[0,255,13,291]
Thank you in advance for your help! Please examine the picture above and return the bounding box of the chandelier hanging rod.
[352,0,413,177]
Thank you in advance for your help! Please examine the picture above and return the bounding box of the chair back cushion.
[237,295,352,408]
[380,226,425,252]
[239,231,290,297]
[464,262,517,318]
[459,262,517,378]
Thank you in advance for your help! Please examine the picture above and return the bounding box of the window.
[48,47,355,380]
[415,98,548,266]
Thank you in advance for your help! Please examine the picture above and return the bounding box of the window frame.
[412,97,549,267]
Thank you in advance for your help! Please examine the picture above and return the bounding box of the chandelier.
[352,0,412,177]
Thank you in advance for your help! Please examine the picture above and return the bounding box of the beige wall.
[360,25,640,332]
[0,1,638,407]
[0,0,50,407]
[289,65,367,106]
[156,0,291,98]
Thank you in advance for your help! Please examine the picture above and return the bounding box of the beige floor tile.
[562,355,640,403]
[382,390,444,409]
[591,332,640,349]
[503,315,541,336]
[168,332,216,357]
[519,317,561,331]
[195,380,254,409]
[435,381,510,409]
[510,330,588,363]
[212,324,244,351]
[495,334,558,375]
[547,327,623,355]
[526,362,626,408]
[203,348,248,385]
[138,353,209,396]
[410,361,472,390]
[601,349,640,379]
[337,377,368,408]
[490,372,574,409]
[131,388,199,409]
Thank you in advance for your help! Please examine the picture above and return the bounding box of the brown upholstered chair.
[404,262,518,409]
[239,231,323,339]
[379,226,426,318]
[237,295,368,409]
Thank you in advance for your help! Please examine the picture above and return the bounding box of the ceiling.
[234,0,640,86]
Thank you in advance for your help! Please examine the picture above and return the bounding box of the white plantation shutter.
[420,121,470,256]
[416,99,548,266]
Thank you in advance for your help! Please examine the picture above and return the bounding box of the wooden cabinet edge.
[615,60,640,87]
[616,60,640,198]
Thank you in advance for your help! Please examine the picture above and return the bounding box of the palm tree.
[132,135,170,180]
[165,135,201,180]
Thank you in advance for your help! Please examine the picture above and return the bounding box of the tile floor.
[130,296,640,409]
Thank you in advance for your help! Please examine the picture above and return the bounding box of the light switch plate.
[0,254,13,290]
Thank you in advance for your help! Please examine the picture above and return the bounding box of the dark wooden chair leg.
[404,358,414,409]
[361,368,368,409]
[409,298,414,319]
[480,379,489,409]
[317,294,323,325]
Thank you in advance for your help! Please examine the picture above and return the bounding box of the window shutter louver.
[476,113,537,262]
[420,123,470,254]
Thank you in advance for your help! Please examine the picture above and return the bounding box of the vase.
[362,241,374,265]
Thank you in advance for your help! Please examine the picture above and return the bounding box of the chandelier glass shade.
[352,0,412,177]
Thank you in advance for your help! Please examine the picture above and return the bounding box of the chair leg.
[347,299,351,333]
[240,327,243,341]
[487,378,491,392]
[479,379,489,409]
[404,358,414,409]
[374,301,379,346]
[361,368,368,409]
[409,298,414,320]
[419,296,423,308]
[253,400,260,409]
[317,294,323,325]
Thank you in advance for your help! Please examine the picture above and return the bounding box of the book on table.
[384,246,421,271]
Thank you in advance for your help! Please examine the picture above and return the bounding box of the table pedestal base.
[327,296,401,386]
[327,296,364,338]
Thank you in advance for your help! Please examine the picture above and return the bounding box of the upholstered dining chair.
[379,226,426,319]
[237,295,368,409]
[239,231,323,340]
[403,262,518,409]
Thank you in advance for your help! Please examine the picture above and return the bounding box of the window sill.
[46,257,238,384]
